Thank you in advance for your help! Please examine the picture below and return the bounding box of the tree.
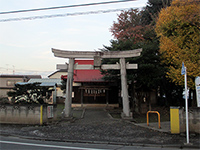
[155,0,200,89]
[7,83,54,104]
[110,8,147,43]
[141,0,172,25]
[101,35,165,112]
[102,0,187,108]
[140,0,187,107]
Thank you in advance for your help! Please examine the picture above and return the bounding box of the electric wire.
[0,67,53,73]
[0,0,136,15]
[0,8,132,22]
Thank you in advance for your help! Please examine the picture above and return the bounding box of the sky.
[0,0,148,78]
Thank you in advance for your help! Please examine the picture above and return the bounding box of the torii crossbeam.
[52,48,142,118]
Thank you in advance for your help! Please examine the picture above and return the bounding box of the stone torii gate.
[52,48,142,118]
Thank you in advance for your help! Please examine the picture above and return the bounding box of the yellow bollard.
[40,105,43,125]
[170,107,180,134]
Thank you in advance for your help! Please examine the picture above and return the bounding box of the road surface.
[0,135,193,150]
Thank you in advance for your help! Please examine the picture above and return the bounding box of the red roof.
[62,60,104,83]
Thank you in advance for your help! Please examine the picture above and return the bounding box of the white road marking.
[0,140,110,150]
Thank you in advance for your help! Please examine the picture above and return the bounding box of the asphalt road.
[0,135,195,150]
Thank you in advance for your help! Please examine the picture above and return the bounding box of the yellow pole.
[157,112,161,129]
[40,105,43,125]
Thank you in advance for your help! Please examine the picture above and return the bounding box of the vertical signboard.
[195,77,200,107]
[47,105,53,118]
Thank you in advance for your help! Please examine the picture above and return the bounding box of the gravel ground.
[0,108,199,148]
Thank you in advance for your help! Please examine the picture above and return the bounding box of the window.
[7,80,22,86]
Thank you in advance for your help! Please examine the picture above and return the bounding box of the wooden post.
[106,90,109,107]
[53,85,57,104]
[81,89,83,107]
[120,58,131,118]
[40,105,43,125]
[65,58,74,117]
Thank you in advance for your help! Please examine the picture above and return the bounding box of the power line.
[0,8,132,22]
[0,0,136,15]
[0,67,53,73]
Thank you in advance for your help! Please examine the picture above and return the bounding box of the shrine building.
[60,59,119,107]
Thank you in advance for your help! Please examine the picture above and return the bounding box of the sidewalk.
[0,108,199,149]
[136,121,170,133]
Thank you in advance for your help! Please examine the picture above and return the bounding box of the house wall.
[0,104,58,124]
[0,89,12,98]
[0,75,41,98]
[0,77,23,97]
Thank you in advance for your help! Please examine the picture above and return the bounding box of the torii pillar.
[120,58,130,118]
[65,58,74,117]
[52,48,142,118]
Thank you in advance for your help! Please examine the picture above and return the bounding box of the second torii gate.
[52,48,142,118]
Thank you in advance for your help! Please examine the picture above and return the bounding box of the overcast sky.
[0,0,148,78]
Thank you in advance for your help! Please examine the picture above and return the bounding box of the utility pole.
[181,62,189,144]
